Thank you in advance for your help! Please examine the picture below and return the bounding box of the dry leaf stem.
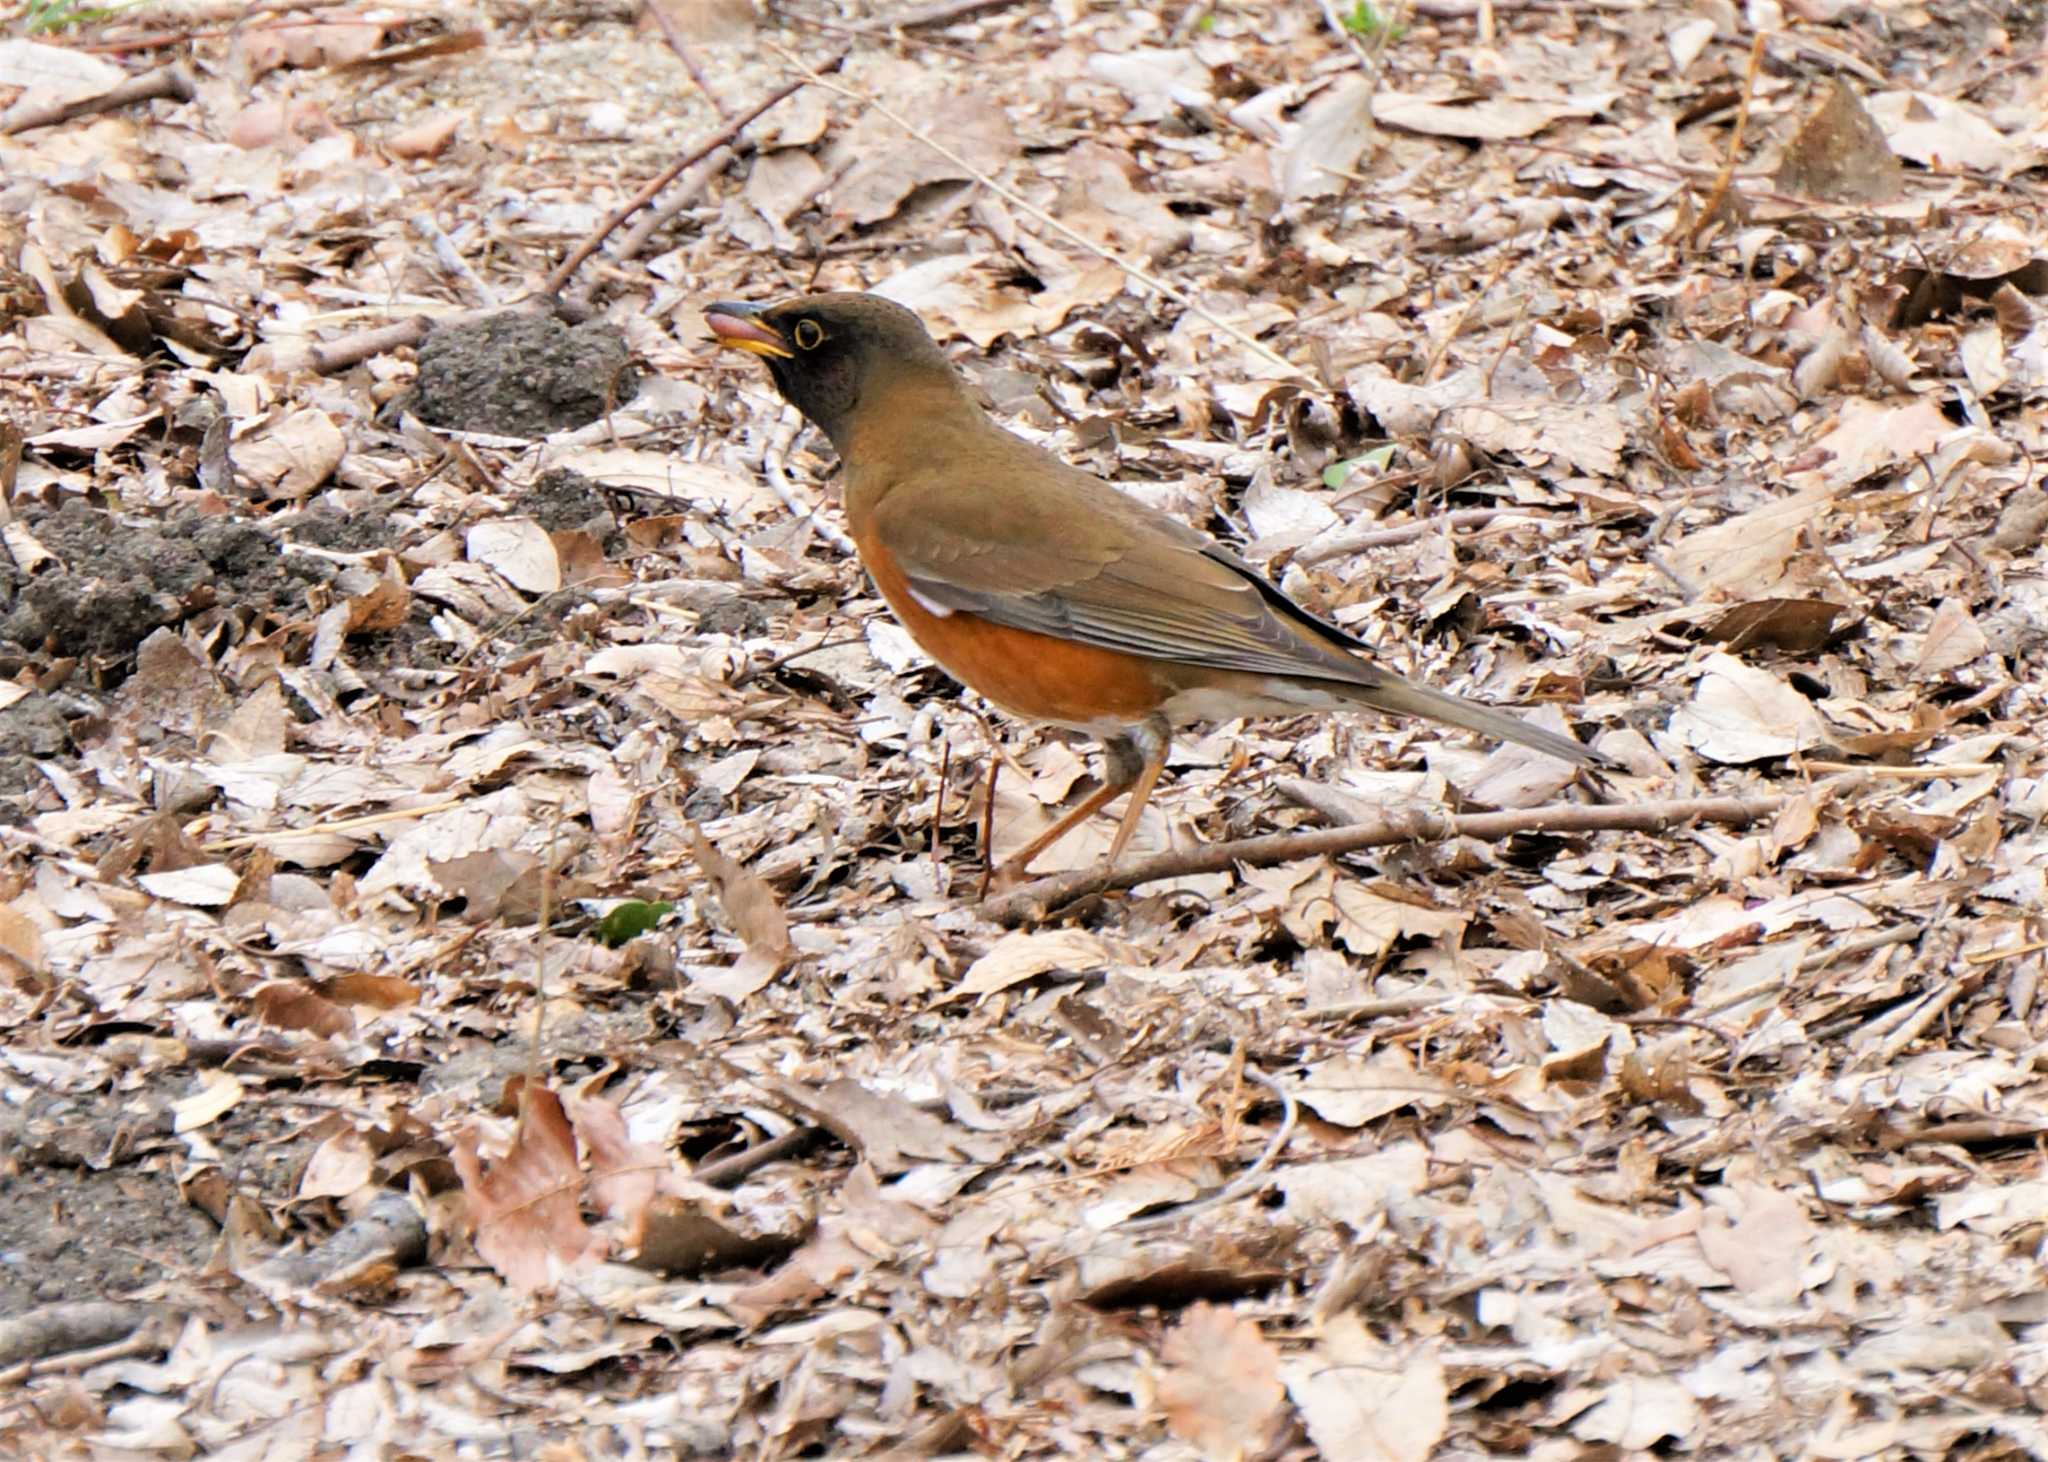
[1685,29,1767,247]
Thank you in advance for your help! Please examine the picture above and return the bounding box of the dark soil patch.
[0,694,71,809]
[0,1094,217,1313]
[285,505,394,556]
[411,312,639,435]
[510,468,620,547]
[0,504,340,673]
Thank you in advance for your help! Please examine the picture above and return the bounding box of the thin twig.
[198,797,470,852]
[646,0,730,117]
[251,316,434,376]
[1966,938,2048,965]
[693,1126,829,1187]
[1314,0,1385,75]
[1865,973,1979,1067]
[1304,991,1459,1021]
[538,55,845,301]
[1685,29,1767,247]
[773,47,1312,384]
[615,147,735,262]
[1798,761,2000,779]
[415,217,497,308]
[1,64,194,134]
[986,793,1793,926]
[1421,253,1511,384]
[853,0,1025,30]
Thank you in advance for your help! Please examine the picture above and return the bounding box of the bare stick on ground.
[985,793,1792,926]
[1294,508,1558,565]
[1,65,195,135]
[0,1302,164,1381]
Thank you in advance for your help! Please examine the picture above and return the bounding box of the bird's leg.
[1104,716,1170,867]
[991,717,1171,887]
[990,734,1139,886]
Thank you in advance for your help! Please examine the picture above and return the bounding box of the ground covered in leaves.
[2,0,2047,1455]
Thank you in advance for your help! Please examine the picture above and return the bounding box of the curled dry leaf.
[0,900,48,980]
[1279,75,1376,201]
[1866,90,2031,175]
[238,22,386,76]
[954,927,1111,999]
[1373,89,1615,141]
[171,1070,245,1133]
[1774,78,1903,204]
[388,113,462,160]
[233,408,345,500]
[466,518,561,595]
[764,1076,1005,1175]
[1086,47,1213,123]
[1914,597,1990,675]
[136,863,242,906]
[252,980,355,1036]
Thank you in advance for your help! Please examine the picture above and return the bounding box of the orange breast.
[855,531,1171,730]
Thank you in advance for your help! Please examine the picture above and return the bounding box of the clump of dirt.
[0,695,67,759]
[0,504,339,669]
[411,312,639,435]
[0,694,69,806]
[286,505,393,555]
[510,468,619,545]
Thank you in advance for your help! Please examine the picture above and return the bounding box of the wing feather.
[869,451,1371,685]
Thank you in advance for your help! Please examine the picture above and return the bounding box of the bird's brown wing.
[865,433,1604,769]
[867,445,1374,686]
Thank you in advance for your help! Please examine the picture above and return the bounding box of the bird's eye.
[793,319,825,350]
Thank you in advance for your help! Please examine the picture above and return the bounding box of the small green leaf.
[1322,446,1397,490]
[595,900,674,947]
[1339,1,1404,39]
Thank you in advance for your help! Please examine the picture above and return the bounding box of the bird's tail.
[1337,672,1609,769]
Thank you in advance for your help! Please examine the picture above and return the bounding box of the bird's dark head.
[704,292,961,452]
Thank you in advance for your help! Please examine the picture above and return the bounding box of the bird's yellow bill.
[706,309,793,359]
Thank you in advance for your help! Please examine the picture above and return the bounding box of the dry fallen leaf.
[453,1084,606,1292]
[1283,1314,1447,1462]
[684,823,794,991]
[1156,1304,1286,1459]
[1669,653,1827,764]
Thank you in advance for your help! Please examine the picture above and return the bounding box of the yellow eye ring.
[792,319,825,350]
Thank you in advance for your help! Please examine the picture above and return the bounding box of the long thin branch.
[538,54,845,301]
[774,48,1313,384]
[615,147,736,262]
[985,792,1790,925]
[646,0,730,117]
[1,64,194,134]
